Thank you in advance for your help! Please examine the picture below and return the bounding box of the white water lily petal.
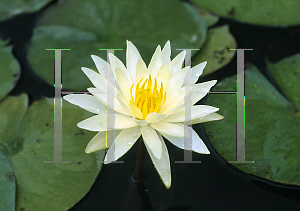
[133,117,149,126]
[100,113,138,130]
[88,88,131,116]
[148,45,162,77]
[91,55,111,78]
[150,122,186,137]
[85,130,121,153]
[169,50,186,76]
[166,66,190,94]
[184,61,207,86]
[63,94,106,114]
[77,114,108,131]
[161,40,171,64]
[191,80,217,105]
[104,127,141,164]
[115,68,132,102]
[126,40,142,82]
[162,105,219,122]
[108,53,133,85]
[130,100,144,119]
[81,67,107,91]
[144,133,171,188]
[135,58,149,86]
[116,94,135,116]
[161,126,210,154]
[154,63,169,89]
[191,112,224,124]
[159,89,185,114]
[141,125,162,159]
[145,112,166,123]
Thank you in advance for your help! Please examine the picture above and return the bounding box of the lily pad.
[192,3,219,27]
[204,62,300,186]
[0,40,21,101]
[0,94,28,157]
[191,0,300,26]
[0,0,52,21]
[6,97,104,210]
[0,150,15,211]
[28,0,207,91]
[192,25,236,77]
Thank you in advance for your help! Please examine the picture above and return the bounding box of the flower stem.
[133,137,146,182]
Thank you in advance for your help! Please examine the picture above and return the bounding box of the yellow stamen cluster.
[130,75,166,119]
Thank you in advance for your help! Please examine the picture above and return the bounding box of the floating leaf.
[0,94,28,156]
[0,40,20,101]
[192,25,236,77]
[204,63,300,186]
[28,0,207,91]
[0,0,52,21]
[0,150,15,211]
[192,3,219,27]
[7,97,104,210]
[191,0,300,26]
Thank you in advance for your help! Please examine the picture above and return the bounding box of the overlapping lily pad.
[0,0,52,21]
[192,25,236,77]
[0,95,104,210]
[192,3,219,27]
[191,0,300,26]
[0,150,15,211]
[204,61,300,186]
[28,0,207,91]
[0,39,20,101]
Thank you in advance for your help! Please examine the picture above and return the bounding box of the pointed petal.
[115,67,132,102]
[126,40,142,82]
[166,66,190,94]
[81,67,107,91]
[100,113,138,130]
[169,50,186,76]
[63,94,106,114]
[145,112,166,123]
[135,58,149,85]
[162,126,210,154]
[159,89,185,114]
[108,53,133,85]
[91,55,111,78]
[77,114,108,131]
[88,88,131,116]
[191,80,217,105]
[116,94,135,116]
[150,122,186,137]
[133,116,149,126]
[184,61,207,86]
[154,63,169,89]
[162,105,219,123]
[161,40,171,64]
[130,100,144,119]
[141,125,162,159]
[104,127,141,164]
[148,45,162,77]
[145,133,171,188]
[191,112,224,124]
[85,130,121,153]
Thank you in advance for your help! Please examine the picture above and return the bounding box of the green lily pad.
[204,62,300,186]
[0,0,52,21]
[0,150,15,211]
[6,97,104,210]
[0,94,28,157]
[192,25,236,77]
[192,3,219,27]
[266,55,300,111]
[191,0,300,26]
[28,0,207,91]
[0,40,21,101]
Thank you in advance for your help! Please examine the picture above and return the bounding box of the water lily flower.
[63,41,223,188]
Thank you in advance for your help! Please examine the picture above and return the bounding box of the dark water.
[1,1,300,210]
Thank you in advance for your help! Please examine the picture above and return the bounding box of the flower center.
[130,74,166,119]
